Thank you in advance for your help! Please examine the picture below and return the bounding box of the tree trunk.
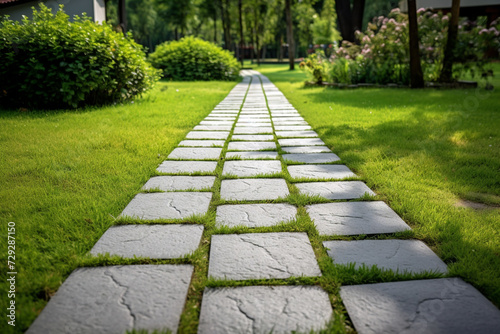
[336,0,354,42]
[239,0,245,66]
[285,0,295,70]
[213,10,217,43]
[223,0,232,51]
[352,0,365,34]
[118,0,127,34]
[439,0,460,82]
[408,0,424,88]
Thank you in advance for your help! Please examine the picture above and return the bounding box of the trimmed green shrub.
[149,37,240,81]
[0,4,160,109]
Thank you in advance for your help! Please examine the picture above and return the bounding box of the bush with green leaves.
[0,4,160,109]
[149,37,241,81]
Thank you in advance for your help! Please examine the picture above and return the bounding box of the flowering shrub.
[301,8,500,85]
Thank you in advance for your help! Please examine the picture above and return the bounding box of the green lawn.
[255,63,500,307]
[0,80,238,333]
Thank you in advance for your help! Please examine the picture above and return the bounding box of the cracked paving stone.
[288,165,356,180]
[297,181,375,200]
[168,147,222,160]
[208,232,321,280]
[227,141,276,151]
[220,179,289,201]
[178,140,225,147]
[222,161,282,177]
[27,265,193,334]
[142,176,215,191]
[282,146,331,154]
[90,224,204,259]
[156,161,217,174]
[340,278,500,334]
[233,127,273,134]
[185,131,230,140]
[120,192,212,220]
[306,201,411,236]
[231,134,274,141]
[198,286,333,334]
[276,131,319,138]
[323,240,448,274]
[216,203,297,228]
[278,138,326,146]
[225,151,279,160]
[283,153,340,163]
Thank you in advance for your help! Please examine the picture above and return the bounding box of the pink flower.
[383,18,389,25]
[431,14,439,19]
[479,29,489,35]
[388,18,396,25]
[362,36,371,43]
[395,39,401,44]
[417,8,426,14]
[390,8,401,14]
[442,15,449,21]
[426,46,434,51]
[345,55,351,60]
[381,25,387,30]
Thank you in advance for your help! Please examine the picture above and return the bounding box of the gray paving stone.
[283,153,340,163]
[186,131,230,140]
[307,201,411,236]
[231,134,274,141]
[220,179,289,201]
[121,192,212,219]
[235,122,272,127]
[26,265,193,334]
[198,286,333,334]
[90,224,204,259]
[273,120,308,125]
[227,141,276,151]
[275,125,311,131]
[208,233,321,280]
[142,176,215,191]
[276,130,319,138]
[223,160,282,177]
[178,140,225,147]
[193,125,233,131]
[288,165,356,179]
[216,203,297,228]
[234,127,273,134]
[168,147,222,160]
[296,181,375,200]
[323,240,448,273]
[156,161,217,174]
[282,146,331,153]
[204,116,236,121]
[199,121,234,126]
[225,151,279,160]
[279,138,325,146]
[237,116,271,121]
[340,278,500,334]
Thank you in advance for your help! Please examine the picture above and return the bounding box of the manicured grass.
[256,63,500,307]
[0,80,237,333]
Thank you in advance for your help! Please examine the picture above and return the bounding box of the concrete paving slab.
[275,125,311,132]
[142,176,215,191]
[225,151,279,160]
[90,224,204,259]
[234,127,273,134]
[307,201,410,235]
[26,265,193,334]
[199,121,235,126]
[228,141,276,151]
[340,278,500,334]
[198,286,333,334]
[156,161,217,174]
[220,179,289,201]
[178,140,225,147]
[323,240,448,273]
[223,160,282,177]
[235,122,272,127]
[208,233,321,280]
[276,131,319,138]
[231,134,274,141]
[186,131,230,140]
[288,165,356,179]
[282,146,332,153]
[216,203,297,228]
[120,192,212,219]
[168,147,222,160]
[296,181,375,200]
[193,125,233,131]
[283,153,340,163]
[279,138,326,146]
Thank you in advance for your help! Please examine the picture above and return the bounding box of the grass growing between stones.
[0,80,238,333]
[257,63,500,307]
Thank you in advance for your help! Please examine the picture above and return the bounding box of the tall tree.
[157,0,193,40]
[407,0,424,88]
[335,0,365,43]
[118,0,127,34]
[239,0,245,65]
[440,0,460,82]
[285,0,295,70]
[219,0,232,49]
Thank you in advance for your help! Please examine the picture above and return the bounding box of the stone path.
[28,71,500,333]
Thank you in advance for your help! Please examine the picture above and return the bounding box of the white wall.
[400,0,500,12]
[0,0,105,22]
